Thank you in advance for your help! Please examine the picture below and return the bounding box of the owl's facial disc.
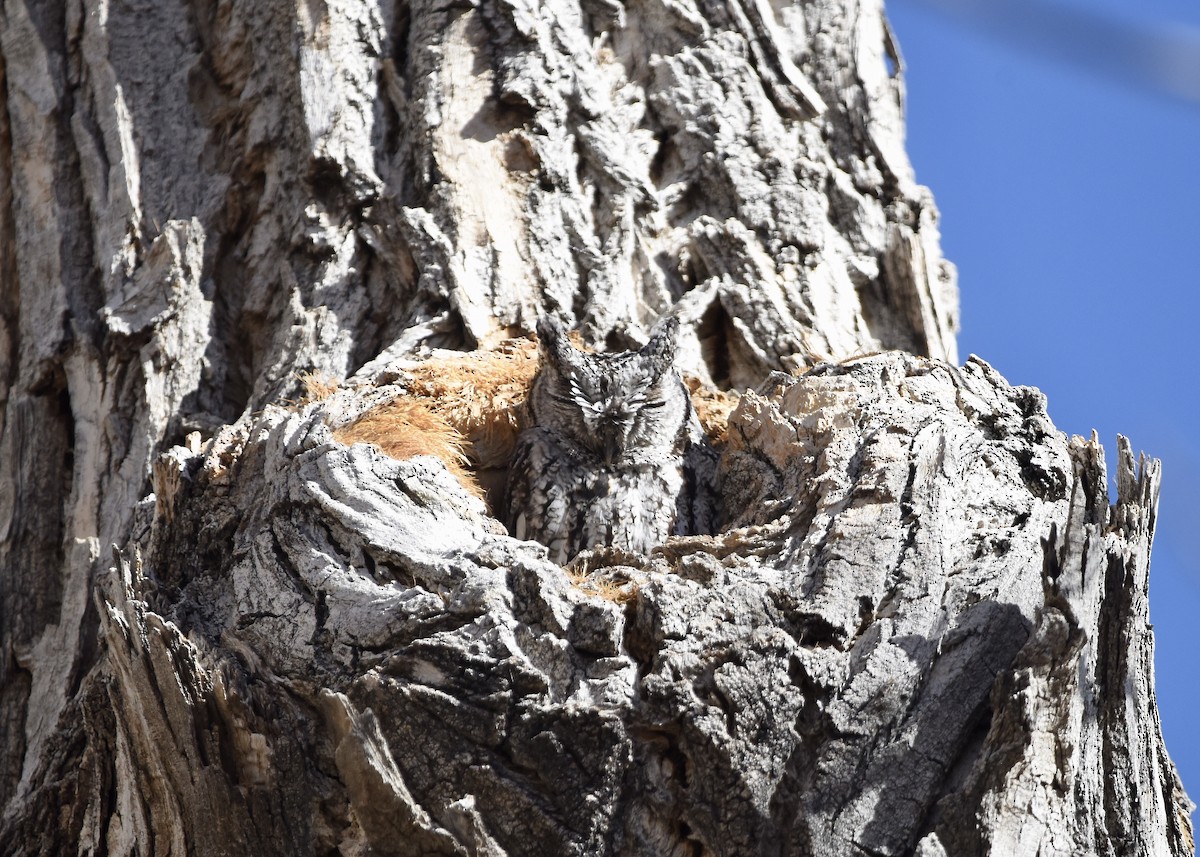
[566,373,653,464]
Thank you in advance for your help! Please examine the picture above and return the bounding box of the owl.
[506,315,715,563]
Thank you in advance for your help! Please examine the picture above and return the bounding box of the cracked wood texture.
[0,0,1189,855]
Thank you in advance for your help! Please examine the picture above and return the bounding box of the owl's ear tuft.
[639,316,679,374]
[536,315,576,367]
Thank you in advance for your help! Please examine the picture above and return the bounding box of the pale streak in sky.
[895,0,1200,104]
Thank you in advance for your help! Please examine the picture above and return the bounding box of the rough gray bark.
[0,0,1188,855]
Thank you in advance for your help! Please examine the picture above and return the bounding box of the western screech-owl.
[506,315,714,563]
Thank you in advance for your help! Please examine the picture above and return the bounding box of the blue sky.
[886,0,1200,811]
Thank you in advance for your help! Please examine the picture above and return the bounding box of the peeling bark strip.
[0,1,1187,856]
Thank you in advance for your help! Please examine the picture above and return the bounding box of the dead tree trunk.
[0,0,1189,854]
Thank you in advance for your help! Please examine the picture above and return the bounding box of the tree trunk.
[0,0,1189,854]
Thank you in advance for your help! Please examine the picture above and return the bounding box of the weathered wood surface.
[0,0,1188,854]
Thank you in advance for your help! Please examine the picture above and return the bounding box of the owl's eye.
[566,383,607,416]
[564,379,590,407]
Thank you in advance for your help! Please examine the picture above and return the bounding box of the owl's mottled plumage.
[506,316,714,562]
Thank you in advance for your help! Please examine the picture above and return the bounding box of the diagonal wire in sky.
[893,0,1200,104]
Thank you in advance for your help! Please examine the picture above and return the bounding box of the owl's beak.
[602,433,622,466]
